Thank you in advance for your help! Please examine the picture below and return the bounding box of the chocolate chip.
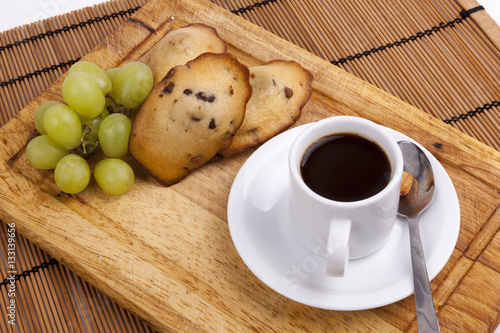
[159,94,164,98]
[191,116,201,122]
[163,83,175,94]
[284,87,293,98]
[164,68,176,80]
[191,155,202,164]
[196,91,216,103]
[184,89,193,95]
[209,118,216,129]
[272,79,277,86]
[229,85,234,95]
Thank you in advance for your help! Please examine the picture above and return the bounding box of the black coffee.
[300,133,391,202]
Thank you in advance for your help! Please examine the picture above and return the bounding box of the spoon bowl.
[398,141,436,218]
[397,140,440,333]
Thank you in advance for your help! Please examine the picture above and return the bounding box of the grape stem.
[79,126,98,155]
[105,94,129,115]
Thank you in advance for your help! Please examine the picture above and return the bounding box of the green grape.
[94,158,134,195]
[105,68,121,87]
[78,108,109,127]
[68,61,112,95]
[110,62,153,109]
[43,104,82,150]
[34,101,62,135]
[62,71,105,118]
[98,113,132,158]
[26,135,68,170]
[54,154,91,194]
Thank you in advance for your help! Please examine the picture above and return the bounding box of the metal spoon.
[397,140,440,333]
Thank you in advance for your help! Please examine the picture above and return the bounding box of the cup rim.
[289,116,404,209]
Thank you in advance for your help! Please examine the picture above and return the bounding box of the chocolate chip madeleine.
[220,60,313,157]
[129,52,252,186]
[146,23,226,84]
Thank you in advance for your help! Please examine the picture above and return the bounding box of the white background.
[1,0,499,332]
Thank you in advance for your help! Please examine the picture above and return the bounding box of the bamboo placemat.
[0,0,499,331]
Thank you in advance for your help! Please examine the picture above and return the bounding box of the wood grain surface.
[0,0,499,331]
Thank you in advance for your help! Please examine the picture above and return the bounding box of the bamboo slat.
[0,0,499,332]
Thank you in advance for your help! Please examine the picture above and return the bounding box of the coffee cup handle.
[325,219,351,277]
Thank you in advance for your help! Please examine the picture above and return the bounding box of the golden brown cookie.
[219,60,313,157]
[146,23,226,84]
[129,53,252,186]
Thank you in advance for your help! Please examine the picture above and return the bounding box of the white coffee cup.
[288,116,403,277]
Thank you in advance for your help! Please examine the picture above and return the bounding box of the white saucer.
[227,123,460,311]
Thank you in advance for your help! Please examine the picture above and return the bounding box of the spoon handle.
[408,216,440,333]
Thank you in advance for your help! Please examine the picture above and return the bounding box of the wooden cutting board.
[0,0,499,331]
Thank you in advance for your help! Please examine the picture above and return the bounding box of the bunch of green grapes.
[26,61,154,195]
